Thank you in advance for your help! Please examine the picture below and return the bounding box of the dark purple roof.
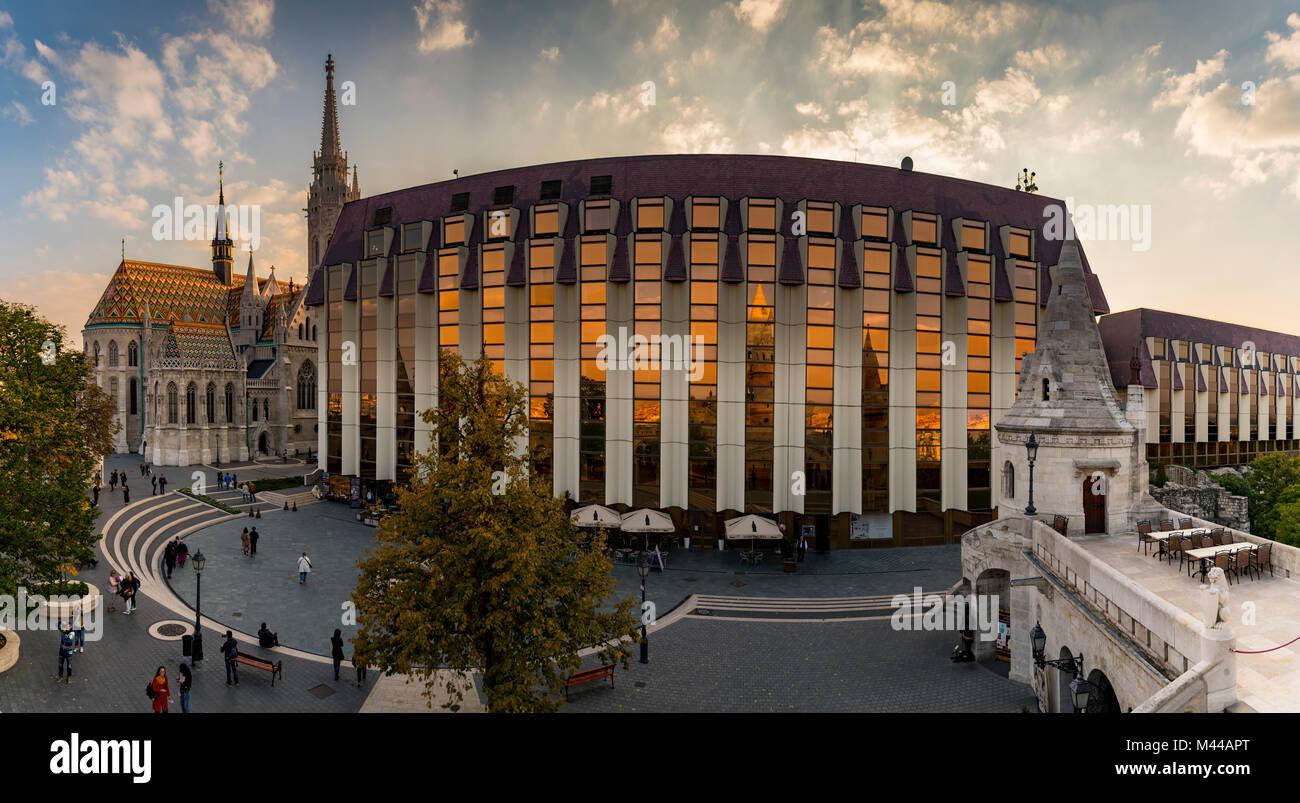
[1171,362,1184,391]
[314,154,1109,308]
[557,208,577,284]
[418,249,438,293]
[609,203,631,282]
[721,236,743,283]
[779,234,802,285]
[343,263,357,301]
[665,236,686,281]
[837,205,859,288]
[508,211,530,286]
[942,220,964,297]
[379,257,394,297]
[892,213,913,293]
[1196,364,1207,392]
[305,265,325,306]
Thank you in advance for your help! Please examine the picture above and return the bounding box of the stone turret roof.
[996,237,1132,437]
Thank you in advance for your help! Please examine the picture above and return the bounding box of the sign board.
[996,607,1011,662]
[849,512,892,540]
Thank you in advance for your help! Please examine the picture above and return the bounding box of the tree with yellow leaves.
[351,353,638,711]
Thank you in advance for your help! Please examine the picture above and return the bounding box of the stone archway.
[973,568,1011,666]
[1083,474,1106,533]
[257,431,269,455]
[1086,668,1122,713]
[1053,646,1076,713]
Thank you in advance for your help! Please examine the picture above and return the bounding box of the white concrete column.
[716,281,746,512]
[414,283,437,462]
[605,282,633,506]
[990,297,1016,506]
[833,286,863,515]
[376,293,396,481]
[774,284,806,515]
[552,283,580,500]
[505,285,529,461]
[941,295,968,512]
[342,290,360,476]
[661,280,689,510]
[890,291,917,513]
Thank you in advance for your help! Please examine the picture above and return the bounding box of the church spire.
[212,161,234,286]
[351,163,360,199]
[320,54,342,160]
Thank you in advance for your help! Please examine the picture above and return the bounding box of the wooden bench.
[564,664,614,700]
[234,652,283,687]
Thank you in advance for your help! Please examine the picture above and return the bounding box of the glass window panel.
[692,200,719,229]
[444,219,464,245]
[748,239,775,266]
[748,201,775,230]
[635,239,662,265]
[534,209,558,236]
[637,201,663,230]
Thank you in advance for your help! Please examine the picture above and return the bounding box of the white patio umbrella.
[571,504,621,529]
[620,508,676,549]
[724,514,783,553]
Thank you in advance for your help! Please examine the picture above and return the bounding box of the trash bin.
[181,634,193,657]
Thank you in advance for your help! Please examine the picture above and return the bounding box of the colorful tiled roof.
[88,261,238,326]
[161,323,238,367]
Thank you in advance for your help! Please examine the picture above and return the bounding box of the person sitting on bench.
[257,623,280,648]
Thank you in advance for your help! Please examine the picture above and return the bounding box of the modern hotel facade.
[1100,308,1300,470]
[304,155,1110,548]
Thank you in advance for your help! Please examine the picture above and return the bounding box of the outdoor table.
[1184,542,1254,581]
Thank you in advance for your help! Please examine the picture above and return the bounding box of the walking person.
[151,475,158,495]
[158,475,167,494]
[796,532,808,563]
[222,631,240,687]
[72,607,85,653]
[163,540,177,579]
[149,666,171,713]
[331,629,345,681]
[240,528,250,556]
[177,663,192,713]
[121,572,139,614]
[109,470,117,491]
[107,570,121,612]
[57,624,75,683]
[248,481,256,503]
[297,552,313,584]
[91,484,99,507]
[353,649,367,687]
[249,527,259,555]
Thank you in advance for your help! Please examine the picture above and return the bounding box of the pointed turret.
[212,161,234,285]
[307,54,357,271]
[320,54,342,160]
[997,236,1130,436]
[351,163,360,200]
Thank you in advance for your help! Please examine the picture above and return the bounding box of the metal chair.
[1159,520,1174,532]
[1178,517,1193,530]
[1174,535,1195,575]
[1249,543,1274,579]
[1052,515,1068,536]
[1137,521,1155,555]
[1213,550,1237,584]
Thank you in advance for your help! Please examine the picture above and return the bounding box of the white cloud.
[207,0,274,39]
[3,99,33,125]
[539,46,560,62]
[795,101,829,123]
[414,0,475,53]
[1012,45,1072,73]
[660,99,734,153]
[731,0,788,34]
[572,83,651,126]
[873,0,1031,40]
[1265,13,1300,70]
[814,24,924,78]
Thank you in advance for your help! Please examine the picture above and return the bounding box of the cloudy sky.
[2,0,1299,348]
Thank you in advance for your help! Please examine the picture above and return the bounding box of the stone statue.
[1200,567,1231,629]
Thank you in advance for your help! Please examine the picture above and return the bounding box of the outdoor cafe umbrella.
[570,504,622,530]
[724,514,783,554]
[620,508,675,549]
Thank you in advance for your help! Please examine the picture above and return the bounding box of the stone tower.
[994,236,1151,535]
[212,161,234,285]
[305,54,360,273]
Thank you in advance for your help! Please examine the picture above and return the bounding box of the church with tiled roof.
[82,56,356,466]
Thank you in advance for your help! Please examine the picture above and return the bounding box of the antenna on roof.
[900,156,913,171]
[121,237,125,263]
[453,169,459,179]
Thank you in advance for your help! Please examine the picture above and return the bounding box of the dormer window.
[365,230,385,257]
[372,206,392,227]
[402,223,423,252]
[443,218,465,245]
[1042,378,1050,401]
[450,192,470,213]
[589,175,612,196]
[584,200,611,232]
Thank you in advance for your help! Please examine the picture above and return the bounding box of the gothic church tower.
[306,54,360,273]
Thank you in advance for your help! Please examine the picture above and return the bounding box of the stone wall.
[1152,467,1249,533]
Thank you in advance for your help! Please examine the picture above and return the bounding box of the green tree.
[1273,485,1300,547]
[1210,472,1250,499]
[351,353,638,712]
[1246,453,1300,539]
[0,301,118,597]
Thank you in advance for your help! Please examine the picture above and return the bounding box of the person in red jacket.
[150,666,171,713]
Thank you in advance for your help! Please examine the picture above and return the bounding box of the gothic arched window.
[312,325,317,341]
[129,378,138,415]
[185,383,196,424]
[1003,461,1015,499]
[128,341,138,367]
[225,384,235,423]
[167,383,178,424]
[299,323,304,340]
[108,341,118,368]
[297,361,316,410]
[206,383,216,424]
[92,342,101,367]
[110,377,118,403]
[263,398,269,420]
[252,398,258,421]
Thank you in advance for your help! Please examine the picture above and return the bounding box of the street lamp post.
[637,555,650,665]
[192,550,206,664]
[1029,621,1094,712]
[1025,432,1039,517]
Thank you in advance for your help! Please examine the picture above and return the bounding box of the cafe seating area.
[1135,519,1275,585]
